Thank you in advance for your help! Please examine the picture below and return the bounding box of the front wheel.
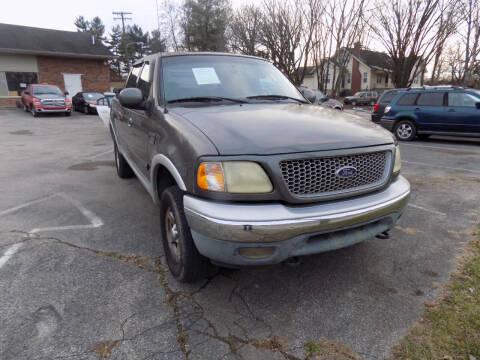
[351,100,357,106]
[394,120,416,141]
[114,143,134,178]
[160,186,209,283]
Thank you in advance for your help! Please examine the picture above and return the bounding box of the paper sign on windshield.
[192,67,220,85]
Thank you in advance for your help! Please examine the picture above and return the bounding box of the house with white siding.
[301,43,425,96]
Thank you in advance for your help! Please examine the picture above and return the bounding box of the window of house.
[363,72,368,83]
[346,72,351,83]
[0,71,38,96]
[324,73,331,84]
[417,92,445,106]
[376,75,383,84]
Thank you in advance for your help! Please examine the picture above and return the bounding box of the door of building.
[63,73,82,100]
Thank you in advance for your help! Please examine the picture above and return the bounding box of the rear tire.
[160,186,209,283]
[394,119,416,141]
[114,143,134,178]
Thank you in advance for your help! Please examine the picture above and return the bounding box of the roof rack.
[406,85,464,91]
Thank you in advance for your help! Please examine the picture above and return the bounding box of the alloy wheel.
[397,123,413,139]
[165,207,181,263]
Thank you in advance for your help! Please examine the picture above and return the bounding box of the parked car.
[379,86,480,141]
[298,87,343,110]
[344,91,379,106]
[72,92,104,114]
[372,88,407,123]
[96,92,115,129]
[314,90,343,110]
[110,52,409,282]
[21,84,71,117]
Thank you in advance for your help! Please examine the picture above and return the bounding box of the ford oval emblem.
[336,166,357,178]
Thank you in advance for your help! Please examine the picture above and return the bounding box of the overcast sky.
[1,0,253,35]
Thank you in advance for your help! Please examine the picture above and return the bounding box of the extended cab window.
[137,62,151,99]
[126,65,142,88]
[416,92,445,106]
[448,92,479,107]
[397,93,418,106]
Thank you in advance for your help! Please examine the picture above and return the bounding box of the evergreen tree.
[148,30,167,54]
[74,16,90,32]
[106,25,123,76]
[182,0,231,51]
[74,15,106,43]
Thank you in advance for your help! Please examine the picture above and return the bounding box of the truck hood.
[175,103,394,155]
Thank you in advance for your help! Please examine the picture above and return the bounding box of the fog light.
[238,247,275,259]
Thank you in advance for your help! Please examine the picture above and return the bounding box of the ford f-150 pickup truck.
[110,52,410,282]
[22,84,71,117]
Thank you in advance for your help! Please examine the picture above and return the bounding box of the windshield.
[33,86,63,96]
[84,92,104,100]
[353,92,362,97]
[162,55,303,104]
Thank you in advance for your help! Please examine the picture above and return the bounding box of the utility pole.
[113,11,132,34]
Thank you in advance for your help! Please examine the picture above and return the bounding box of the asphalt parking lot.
[1,108,479,360]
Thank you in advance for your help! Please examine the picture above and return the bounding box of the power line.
[113,11,132,34]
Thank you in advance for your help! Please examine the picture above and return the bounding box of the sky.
[1,0,253,35]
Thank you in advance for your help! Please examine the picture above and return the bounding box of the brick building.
[0,23,111,107]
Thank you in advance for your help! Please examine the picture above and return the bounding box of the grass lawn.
[391,224,480,360]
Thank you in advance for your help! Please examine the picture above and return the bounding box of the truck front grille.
[279,151,390,197]
[41,99,65,107]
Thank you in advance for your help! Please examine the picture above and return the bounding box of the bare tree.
[459,0,480,84]
[370,0,454,87]
[430,0,461,83]
[160,0,182,51]
[260,0,320,85]
[229,5,264,56]
[326,0,371,96]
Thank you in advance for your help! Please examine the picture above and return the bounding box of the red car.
[21,84,72,117]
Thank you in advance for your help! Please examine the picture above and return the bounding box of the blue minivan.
[379,86,480,141]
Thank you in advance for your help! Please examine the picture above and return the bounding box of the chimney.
[351,42,362,95]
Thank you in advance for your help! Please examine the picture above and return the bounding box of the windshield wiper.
[167,96,248,104]
[246,95,308,103]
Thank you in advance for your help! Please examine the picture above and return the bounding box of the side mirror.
[476,102,480,109]
[119,88,144,109]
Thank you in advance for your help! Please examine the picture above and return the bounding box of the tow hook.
[375,231,390,239]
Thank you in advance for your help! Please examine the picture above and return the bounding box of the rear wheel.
[394,120,416,141]
[114,143,134,178]
[351,100,357,106]
[160,186,209,283]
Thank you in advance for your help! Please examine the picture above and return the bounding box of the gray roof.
[0,23,112,59]
[348,48,393,70]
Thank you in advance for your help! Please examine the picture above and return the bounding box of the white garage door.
[63,73,82,100]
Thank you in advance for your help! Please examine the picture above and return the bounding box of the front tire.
[351,100,357,106]
[114,143,134,178]
[160,186,209,283]
[394,120,416,141]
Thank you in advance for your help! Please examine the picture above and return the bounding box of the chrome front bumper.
[184,176,410,265]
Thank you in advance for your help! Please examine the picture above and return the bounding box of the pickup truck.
[21,84,71,117]
[110,52,410,282]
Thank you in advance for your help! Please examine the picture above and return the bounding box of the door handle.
[414,108,421,111]
[127,118,133,127]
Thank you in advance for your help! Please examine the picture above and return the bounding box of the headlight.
[197,161,273,193]
[393,145,401,173]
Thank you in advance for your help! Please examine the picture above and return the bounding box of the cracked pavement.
[1,109,479,359]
